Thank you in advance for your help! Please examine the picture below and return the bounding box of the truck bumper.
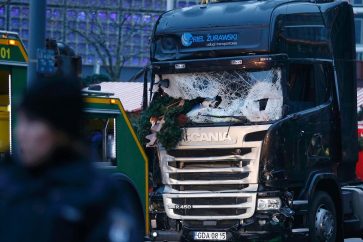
[150,190,297,241]
[151,211,294,242]
[151,227,284,242]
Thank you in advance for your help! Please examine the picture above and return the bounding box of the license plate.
[193,231,227,241]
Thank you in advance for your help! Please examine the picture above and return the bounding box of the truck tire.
[308,191,337,242]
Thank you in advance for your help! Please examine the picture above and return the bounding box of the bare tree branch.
[115,16,128,77]
[70,28,109,70]
[89,17,116,78]
[68,9,149,82]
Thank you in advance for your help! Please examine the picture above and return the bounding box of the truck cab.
[145,0,363,241]
[82,94,150,235]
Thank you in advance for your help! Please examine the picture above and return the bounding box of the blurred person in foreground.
[0,77,144,242]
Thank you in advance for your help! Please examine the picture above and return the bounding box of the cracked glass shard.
[159,68,283,123]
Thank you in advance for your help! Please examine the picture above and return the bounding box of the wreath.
[138,93,202,150]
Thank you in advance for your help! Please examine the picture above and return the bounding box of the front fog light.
[257,198,282,211]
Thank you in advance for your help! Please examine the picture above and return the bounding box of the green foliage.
[138,95,201,150]
[157,100,198,150]
[157,121,183,150]
[138,95,175,147]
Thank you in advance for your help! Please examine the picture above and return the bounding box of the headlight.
[257,198,282,211]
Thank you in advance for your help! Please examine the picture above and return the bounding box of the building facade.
[2,0,363,78]
[0,0,200,79]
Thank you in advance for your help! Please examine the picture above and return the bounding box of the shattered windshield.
[158,68,283,123]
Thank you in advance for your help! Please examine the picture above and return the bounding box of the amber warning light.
[8,40,16,46]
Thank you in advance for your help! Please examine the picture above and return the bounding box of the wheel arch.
[303,172,343,240]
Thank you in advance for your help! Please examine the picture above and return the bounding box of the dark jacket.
[0,149,143,242]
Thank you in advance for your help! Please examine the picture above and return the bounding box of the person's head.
[16,77,83,167]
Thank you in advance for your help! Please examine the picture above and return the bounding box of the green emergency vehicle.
[82,95,149,234]
[0,31,28,154]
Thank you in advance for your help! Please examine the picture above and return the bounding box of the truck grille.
[163,193,256,220]
[158,125,269,220]
[171,197,248,205]
[169,172,249,181]
[174,208,247,216]
[171,184,249,192]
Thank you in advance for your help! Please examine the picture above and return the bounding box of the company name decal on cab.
[181,32,238,47]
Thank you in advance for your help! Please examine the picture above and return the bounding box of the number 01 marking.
[0,48,11,59]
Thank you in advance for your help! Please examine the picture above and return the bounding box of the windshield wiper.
[201,114,249,122]
[201,114,249,138]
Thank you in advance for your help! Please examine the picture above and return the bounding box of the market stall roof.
[84,82,146,112]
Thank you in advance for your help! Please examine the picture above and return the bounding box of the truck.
[144,0,363,241]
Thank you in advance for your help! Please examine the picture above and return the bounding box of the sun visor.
[152,28,269,62]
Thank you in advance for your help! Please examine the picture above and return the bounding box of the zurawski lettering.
[207,33,238,42]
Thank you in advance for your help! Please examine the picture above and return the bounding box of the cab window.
[287,63,331,112]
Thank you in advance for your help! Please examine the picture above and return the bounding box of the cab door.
[285,61,335,182]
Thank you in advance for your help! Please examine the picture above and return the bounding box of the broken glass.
[159,68,283,123]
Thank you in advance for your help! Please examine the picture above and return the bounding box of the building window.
[176,0,199,8]
[0,0,167,68]
[356,18,363,44]
[0,6,6,30]
[354,0,363,6]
